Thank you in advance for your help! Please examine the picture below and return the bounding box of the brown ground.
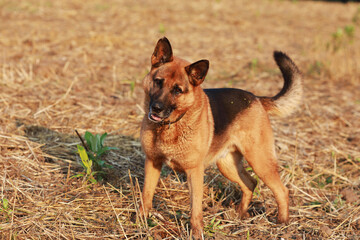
[1,0,360,239]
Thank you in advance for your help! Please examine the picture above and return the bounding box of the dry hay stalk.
[1,0,360,239]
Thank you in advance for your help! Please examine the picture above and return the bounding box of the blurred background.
[1,0,359,136]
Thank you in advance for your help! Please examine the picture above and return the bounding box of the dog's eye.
[154,78,164,88]
[172,86,183,95]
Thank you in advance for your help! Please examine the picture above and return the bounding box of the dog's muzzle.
[148,101,172,123]
[148,112,164,123]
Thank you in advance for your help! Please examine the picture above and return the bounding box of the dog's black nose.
[151,102,164,113]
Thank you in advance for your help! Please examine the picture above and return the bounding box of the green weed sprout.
[245,166,261,197]
[74,130,117,183]
[329,25,356,52]
[73,145,97,184]
[159,23,166,34]
[250,58,258,71]
[204,216,224,237]
[83,132,117,171]
[0,198,12,221]
[352,6,360,25]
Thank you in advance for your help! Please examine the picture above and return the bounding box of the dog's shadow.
[22,124,145,188]
[22,123,265,220]
[22,124,186,190]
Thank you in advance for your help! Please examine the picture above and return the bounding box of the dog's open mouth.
[148,113,165,123]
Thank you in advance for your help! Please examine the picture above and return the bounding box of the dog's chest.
[163,153,199,172]
[157,135,192,169]
[154,128,203,171]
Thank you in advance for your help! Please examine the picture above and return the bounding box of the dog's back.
[205,88,255,135]
[205,51,302,137]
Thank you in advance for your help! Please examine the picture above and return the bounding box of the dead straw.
[0,0,359,239]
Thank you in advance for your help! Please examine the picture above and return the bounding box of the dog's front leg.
[140,158,162,218]
[186,164,205,239]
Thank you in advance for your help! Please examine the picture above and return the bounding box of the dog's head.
[143,37,209,124]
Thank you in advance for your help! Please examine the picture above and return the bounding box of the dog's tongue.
[151,114,162,122]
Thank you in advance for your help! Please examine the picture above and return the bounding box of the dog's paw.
[239,211,251,219]
[277,214,289,225]
[236,205,250,219]
[191,228,204,240]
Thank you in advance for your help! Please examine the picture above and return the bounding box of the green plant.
[147,217,157,228]
[352,6,360,25]
[250,58,258,71]
[73,145,97,183]
[332,195,344,209]
[204,216,224,237]
[330,27,344,52]
[308,61,324,76]
[159,23,166,34]
[311,174,333,189]
[74,131,117,183]
[344,25,355,39]
[160,165,172,177]
[0,198,12,221]
[245,167,261,197]
[130,81,136,95]
[84,132,116,171]
[308,201,322,206]
[122,80,137,96]
[333,27,344,40]
[328,25,356,52]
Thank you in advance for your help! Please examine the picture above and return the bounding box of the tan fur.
[140,38,302,239]
[260,51,303,117]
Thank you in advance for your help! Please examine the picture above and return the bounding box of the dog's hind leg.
[216,151,257,218]
[240,134,289,224]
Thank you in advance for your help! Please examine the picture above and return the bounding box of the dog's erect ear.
[185,60,209,86]
[151,37,173,68]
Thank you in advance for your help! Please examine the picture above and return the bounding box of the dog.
[140,37,302,238]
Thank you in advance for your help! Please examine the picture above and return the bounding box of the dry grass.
[1,0,360,239]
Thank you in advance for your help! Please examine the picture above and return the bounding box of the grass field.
[1,0,359,239]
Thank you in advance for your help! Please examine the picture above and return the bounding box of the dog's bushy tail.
[260,51,303,117]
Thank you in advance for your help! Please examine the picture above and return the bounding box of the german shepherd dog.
[140,37,302,238]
